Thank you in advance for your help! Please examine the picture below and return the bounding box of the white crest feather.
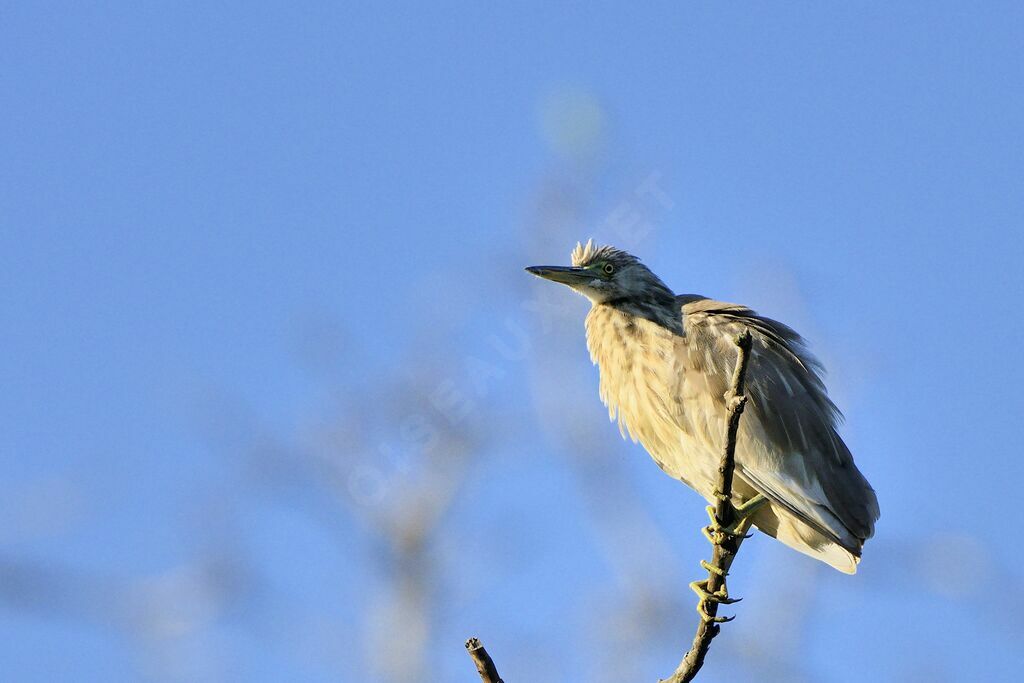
[571,238,619,267]
[571,239,597,266]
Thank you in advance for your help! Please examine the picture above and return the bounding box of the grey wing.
[679,296,879,552]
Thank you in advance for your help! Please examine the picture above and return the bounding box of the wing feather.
[678,296,879,551]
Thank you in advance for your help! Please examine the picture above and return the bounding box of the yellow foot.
[703,493,767,545]
[689,578,740,623]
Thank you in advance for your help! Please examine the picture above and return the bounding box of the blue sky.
[2,3,1022,681]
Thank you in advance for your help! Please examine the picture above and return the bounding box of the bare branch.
[661,329,754,683]
[465,637,504,683]
[462,332,755,682]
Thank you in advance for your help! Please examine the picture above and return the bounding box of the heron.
[526,241,879,591]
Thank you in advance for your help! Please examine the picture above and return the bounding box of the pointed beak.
[524,265,593,286]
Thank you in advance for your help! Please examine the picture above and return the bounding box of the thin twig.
[465,637,504,683]
[661,330,754,683]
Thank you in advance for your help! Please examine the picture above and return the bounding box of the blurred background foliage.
[2,3,1022,681]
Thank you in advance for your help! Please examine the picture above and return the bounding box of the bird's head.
[525,240,672,306]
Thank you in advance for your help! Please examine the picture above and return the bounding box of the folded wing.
[678,296,879,554]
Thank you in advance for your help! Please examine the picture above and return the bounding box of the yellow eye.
[602,262,615,275]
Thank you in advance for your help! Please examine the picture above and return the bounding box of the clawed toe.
[689,579,741,623]
[703,495,766,546]
[692,495,764,625]
[699,559,726,577]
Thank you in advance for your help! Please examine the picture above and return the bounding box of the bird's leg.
[693,494,767,621]
[691,548,747,621]
[691,542,748,622]
[689,578,740,623]
[702,493,767,545]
